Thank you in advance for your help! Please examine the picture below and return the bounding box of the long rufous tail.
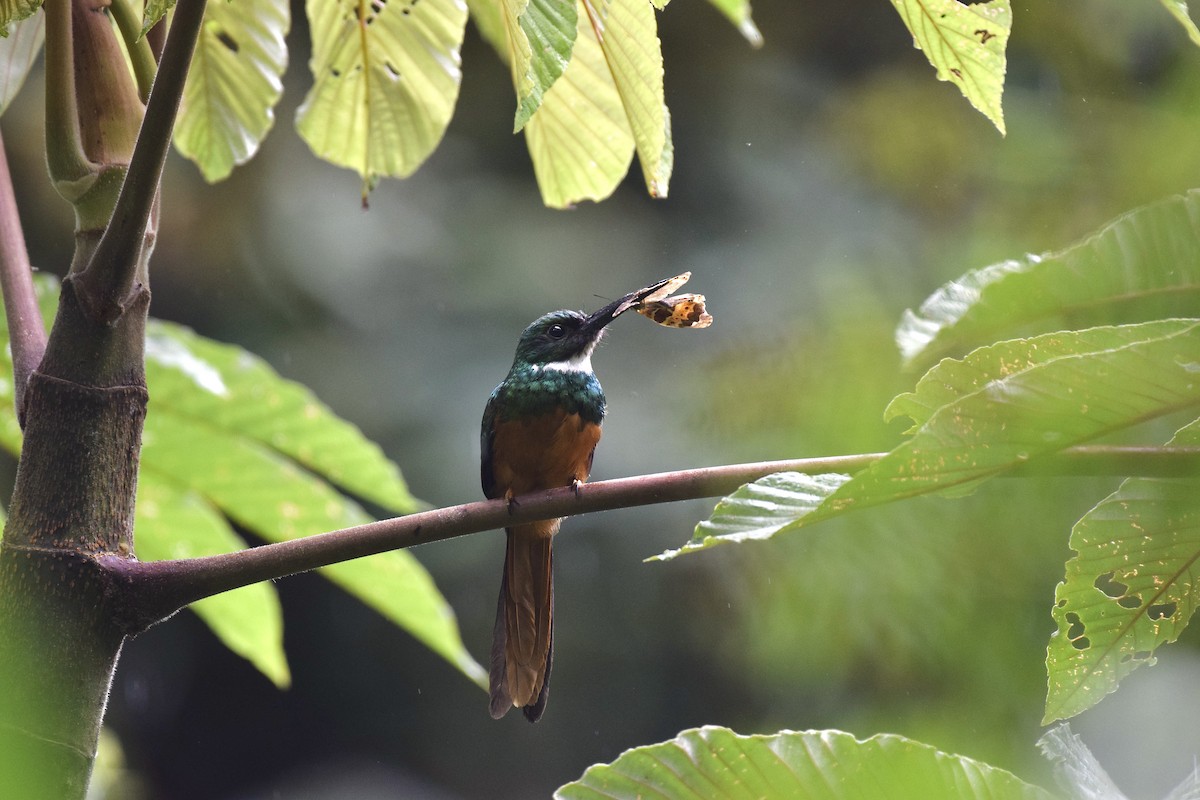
[489,523,555,722]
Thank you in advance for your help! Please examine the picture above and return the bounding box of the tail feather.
[489,524,555,722]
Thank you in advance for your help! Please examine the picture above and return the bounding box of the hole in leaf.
[1118,595,1141,610]
[1065,612,1085,640]
[215,30,239,53]
[1072,636,1090,650]
[384,61,400,78]
[1148,602,1177,620]
[1094,572,1129,599]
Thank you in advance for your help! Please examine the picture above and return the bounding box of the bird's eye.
[547,324,566,339]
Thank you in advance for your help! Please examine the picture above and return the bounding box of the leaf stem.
[109,0,158,102]
[100,445,1200,629]
[74,0,208,323]
[0,132,48,422]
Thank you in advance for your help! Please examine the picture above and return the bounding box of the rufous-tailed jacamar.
[481,289,654,722]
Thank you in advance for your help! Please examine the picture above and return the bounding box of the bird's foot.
[504,489,520,515]
[571,478,584,499]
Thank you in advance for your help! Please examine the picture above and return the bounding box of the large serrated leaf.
[580,0,672,197]
[897,190,1200,366]
[660,321,1200,559]
[555,726,1056,800]
[175,0,290,182]
[135,479,290,687]
[888,0,1009,135]
[1044,416,1200,723]
[1160,0,1200,47]
[0,14,43,114]
[296,0,469,185]
[503,0,576,132]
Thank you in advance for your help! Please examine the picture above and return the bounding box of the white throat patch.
[541,351,594,374]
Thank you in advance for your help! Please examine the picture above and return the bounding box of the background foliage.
[6,0,1200,798]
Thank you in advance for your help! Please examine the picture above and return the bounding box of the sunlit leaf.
[580,0,672,197]
[0,14,43,113]
[143,0,173,33]
[135,479,290,687]
[175,0,290,182]
[703,0,761,46]
[897,190,1200,366]
[888,0,1009,135]
[525,7,635,206]
[555,726,1056,800]
[503,0,576,132]
[296,0,469,186]
[0,0,40,37]
[1044,416,1200,723]
[660,321,1200,559]
[885,321,1193,433]
[1037,724,1128,800]
[1160,0,1200,47]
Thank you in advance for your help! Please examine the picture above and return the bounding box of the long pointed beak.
[580,276,679,338]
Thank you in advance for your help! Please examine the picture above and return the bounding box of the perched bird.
[480,296,628,721]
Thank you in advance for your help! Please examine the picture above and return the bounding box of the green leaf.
[555,726,1057,800]
[0,0,41,37]
[897,190,1200,367]
[650,472,850,561]
[503,0,577,132]
[175,0,290,182]
[888,0,1009,135]
[1160,0,1200,47]
[296,0,469,187]
[135,479,290,687]
[580,0,672,197]
[145,321,419,514]
[0,14,43,113]
[1044,416,1200,723]
[703,0,761,46]
[524,6,635,206]
[660,321,1200,559]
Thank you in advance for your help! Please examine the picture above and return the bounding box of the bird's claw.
[571,478,583,499]
[504,490,520,515]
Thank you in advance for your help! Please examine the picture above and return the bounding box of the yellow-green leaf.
[888,0,1010,135]
[175,0,290,182]
[296,0,469,186]
[580,0,672,196]
[503,0,577,132]
[0,0,41,37]
[1160,0,1200,46]
[525,7,635,206]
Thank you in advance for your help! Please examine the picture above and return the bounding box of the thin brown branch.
[99,446,1200,630]
[74,0,208,322]
[0,132,48,422]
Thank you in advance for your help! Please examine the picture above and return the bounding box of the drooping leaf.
[503,0,577,132]
[897,190,1200,366]
[1160,0,1200,47]
[0,276,484,686]
[659,321,1200,559]
[135,479,290,687]
[296,0,469,187]
[1044,416,1200,723]
[555,726,1057,800]
[0,14,43,112]
[175,0,290,182]
[524,7,636,206]
[0,0,40,37]
[888,0,1010,135]
[703,0,761,46]
[580,0,672,197]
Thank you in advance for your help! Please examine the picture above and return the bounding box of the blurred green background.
[8,0,1200,797]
